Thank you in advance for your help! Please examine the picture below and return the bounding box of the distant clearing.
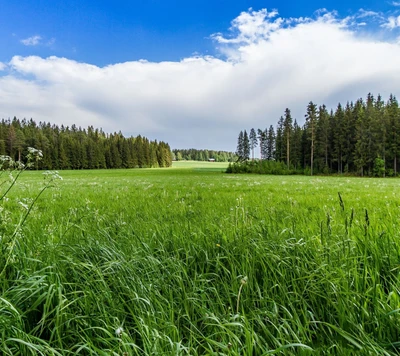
[171,160,229,170]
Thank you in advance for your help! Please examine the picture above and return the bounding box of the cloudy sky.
[1,1,400,151]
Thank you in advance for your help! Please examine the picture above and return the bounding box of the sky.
[1,1,400,151]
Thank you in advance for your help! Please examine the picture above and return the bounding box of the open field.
[1,166,400,354]
[171,160,229,171]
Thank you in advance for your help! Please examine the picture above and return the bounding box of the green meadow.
[1,165,400,355]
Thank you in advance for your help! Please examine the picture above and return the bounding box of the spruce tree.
[249,128,258,160]
[243,130,250,161]
[267,125,275,160]
[305,101,317,175]
[283,109,293,168]
[316,105,330,172]
[275,118,284,161]
[386,94,400,176]
[354,99,368,176]
[236,131,244,161]
[257,129,265,160]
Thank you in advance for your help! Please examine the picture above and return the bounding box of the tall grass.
[1,168,400,354]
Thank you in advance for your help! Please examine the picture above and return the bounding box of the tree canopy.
[233,93,400,176]
[0,117,172,169]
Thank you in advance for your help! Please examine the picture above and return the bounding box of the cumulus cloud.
[211,8,284,45]
[357,9,381,18]
[2,8,400,150]
[383,15,400,29]
[20,35,42,46]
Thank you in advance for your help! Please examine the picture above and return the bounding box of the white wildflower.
[18,201,29,210]
[115,327,123,337]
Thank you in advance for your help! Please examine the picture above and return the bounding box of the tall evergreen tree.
[373,94,387,176]
[257,129,265,160]
[386,95,400,175]
[283,109,293,168]
[249,128,258,160]
[236,131,244,161]
[333,103,345,173]
[291,120,302,170]
[316,105,330,171]
[266,125,275,161]
[243,130,250,161]
[354,99,369,176]
[305,101,317,175]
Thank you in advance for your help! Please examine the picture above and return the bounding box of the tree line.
[234,93,400,177]
[172,149,236,162]
[0,117,172,169]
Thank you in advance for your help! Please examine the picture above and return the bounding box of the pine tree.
[386,94,400,176]
[275,118,284,161]
[283,109,293,168]
[249,128,258,160]
[236,131,244,161]
[243,130,250,161]
[291,120,302,170]
[316,105,330,172]
[373,94,386,176]
[333,103,345,173]
[257,129,265,160]
[305,101,317,175]
[266,125,275,161]
[354,99,368,176]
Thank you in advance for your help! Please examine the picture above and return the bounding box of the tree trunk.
[287,133,290,168]
[311,139,314,176]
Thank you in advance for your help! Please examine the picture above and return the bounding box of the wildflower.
[216,244,221,247]
[115,327,123,337]
[18,201,29,210]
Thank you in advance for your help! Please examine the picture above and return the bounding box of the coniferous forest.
[172,148,237,162]
[231,93,400,177]
[0,117,172,169]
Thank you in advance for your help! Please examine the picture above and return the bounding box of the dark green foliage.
[305,102,317,175]
[373,157,385,177]
[0,118,172,169]
[172,149,236,162]
[243,130,250,161]
[226,160,300,175]
[283,108,293,168]
[233,93,400,176]
[249,128,257,160]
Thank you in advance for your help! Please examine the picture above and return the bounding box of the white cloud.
[0,62,6,71]
[357,9,381,18]
[20,35,42,46]
[382,15,400,29]
[2,9,400,150]
[392,1,400,6]
[211,8,284,45]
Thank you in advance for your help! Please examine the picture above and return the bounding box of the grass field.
[1,165,400,355]
[171,160,229,171]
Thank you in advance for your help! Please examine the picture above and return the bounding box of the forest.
[0,117,172,169]
[172,148,236,162]
[233,93,399,176]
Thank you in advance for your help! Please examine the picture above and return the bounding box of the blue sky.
[0,0,396,65]
[1,1,400,150]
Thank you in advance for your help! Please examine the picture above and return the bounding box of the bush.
[225,160,300,175]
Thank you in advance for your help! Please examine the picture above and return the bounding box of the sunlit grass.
[171,160,229,171]
[1,168,400,354]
